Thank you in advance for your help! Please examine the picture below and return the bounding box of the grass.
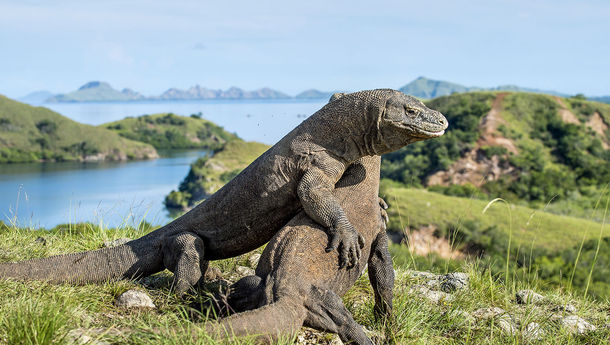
[0,95,157,163]
[0,220,608,344]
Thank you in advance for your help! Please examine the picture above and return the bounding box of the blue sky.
[1,0,609,98]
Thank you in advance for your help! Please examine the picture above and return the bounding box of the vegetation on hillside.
[164,140,270,209]
[103,113,238,150]
[0,95,157,163]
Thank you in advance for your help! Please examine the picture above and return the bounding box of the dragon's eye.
[405,108,418,117]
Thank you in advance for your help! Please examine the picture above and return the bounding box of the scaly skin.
[0,90,448,295]
[205,156,393,345]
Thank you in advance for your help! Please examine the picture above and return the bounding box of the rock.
[114,289,156,309]
[34,236,47,246]
[551,304,577,314]
[516,289,544,304]
[66,328,120,345]
[443,309,476,325]
[559,315,596,335]
[407,270,438,280]
[235,265,255,277]
[247,253,261,268]
[440,272,469,292]
[204,266,224,280]
[103,238,131,247]
[472,307,506,319]
[523,322,544,341]
[408,285,454,304]
[496,314,517,335]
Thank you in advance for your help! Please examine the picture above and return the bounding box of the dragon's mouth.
[410,128,445,138]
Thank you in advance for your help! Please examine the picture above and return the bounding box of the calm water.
[1,99,327,228]
[45,99,326,144]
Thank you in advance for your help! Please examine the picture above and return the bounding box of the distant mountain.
[156,85,290,100]
[47,81,145,102]
[18,91,54,105]
[590,96,610,104]
[399,77,569,99]
[295,89,336,100]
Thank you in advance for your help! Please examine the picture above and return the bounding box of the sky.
[0,0,609,98]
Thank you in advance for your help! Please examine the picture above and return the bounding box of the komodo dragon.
[0,90,448,295]
[205,155,392,345]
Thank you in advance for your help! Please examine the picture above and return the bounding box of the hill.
[102,113,238,150]
[18,90,54,105]
[156,86,291,100]
[164,140,270,209]
[294,89,336,99]
[0,95,157,163]
[47,81,145,102]
[382,92,610,218]
[399,77,569,99]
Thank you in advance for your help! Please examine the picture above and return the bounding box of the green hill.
[102,113,238,150]
[164,140,270,209]
[382,92,610,217]
[0,95,158,163]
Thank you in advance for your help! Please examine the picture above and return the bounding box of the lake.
[1,99,326,228]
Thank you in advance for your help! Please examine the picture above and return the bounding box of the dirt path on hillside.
[476,92,518,154]
[554,97,580,124]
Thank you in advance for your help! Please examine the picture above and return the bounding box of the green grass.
[102,113,238,150]
[0,95,157,163]
[0,222,608,344]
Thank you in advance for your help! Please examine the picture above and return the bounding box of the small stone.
[103,238,131,247]
[560,315,596,335]
[408,285,454,304]
[407,270,439,280]
[523,322,544,341]
[551,304,577,314]
[440,272,469,292]
[204,266,224,280]
[247,253,261,268]
[496,314,517,335]
[235,265,255,277]
[66,329,111,345]
[472,307,506,319]
[516,289,544,304]
[114,289,156,309]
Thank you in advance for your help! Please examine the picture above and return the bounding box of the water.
[1,99,327,228]
[45,99,326,144]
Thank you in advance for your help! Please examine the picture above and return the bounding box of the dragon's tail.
[0,237,164,284]
[205,299,306,342]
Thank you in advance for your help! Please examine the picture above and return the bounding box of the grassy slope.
[0,223,608,344]
[165,140,270,208]
[0,95,157,163]
[102,113,238,150]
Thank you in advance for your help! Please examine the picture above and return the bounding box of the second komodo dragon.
[0,90,448,294]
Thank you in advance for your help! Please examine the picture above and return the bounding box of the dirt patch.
[404,225,465,260]
[554,97,580,124]
[586,112,609,149]
[477,93,518,154]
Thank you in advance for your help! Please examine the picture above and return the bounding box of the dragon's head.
[378,91,448,153]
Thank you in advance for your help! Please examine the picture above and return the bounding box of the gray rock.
[235,265,255,277]
[114,289,156,309]
[551,304,577,314]
[472,307,506,319]
[523,322,544,341]
[560,315,596,335]
[103,238,131,248]
[247,253,261,268]
[66,328,115,345]
[440,272,469,292]
[296,327,342,345]
[407,270,438,280]
[204,266,224,280]
[516,289,544,304]
[496,314,517,335]
[34,236,47,246]
[408,285,454,304]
